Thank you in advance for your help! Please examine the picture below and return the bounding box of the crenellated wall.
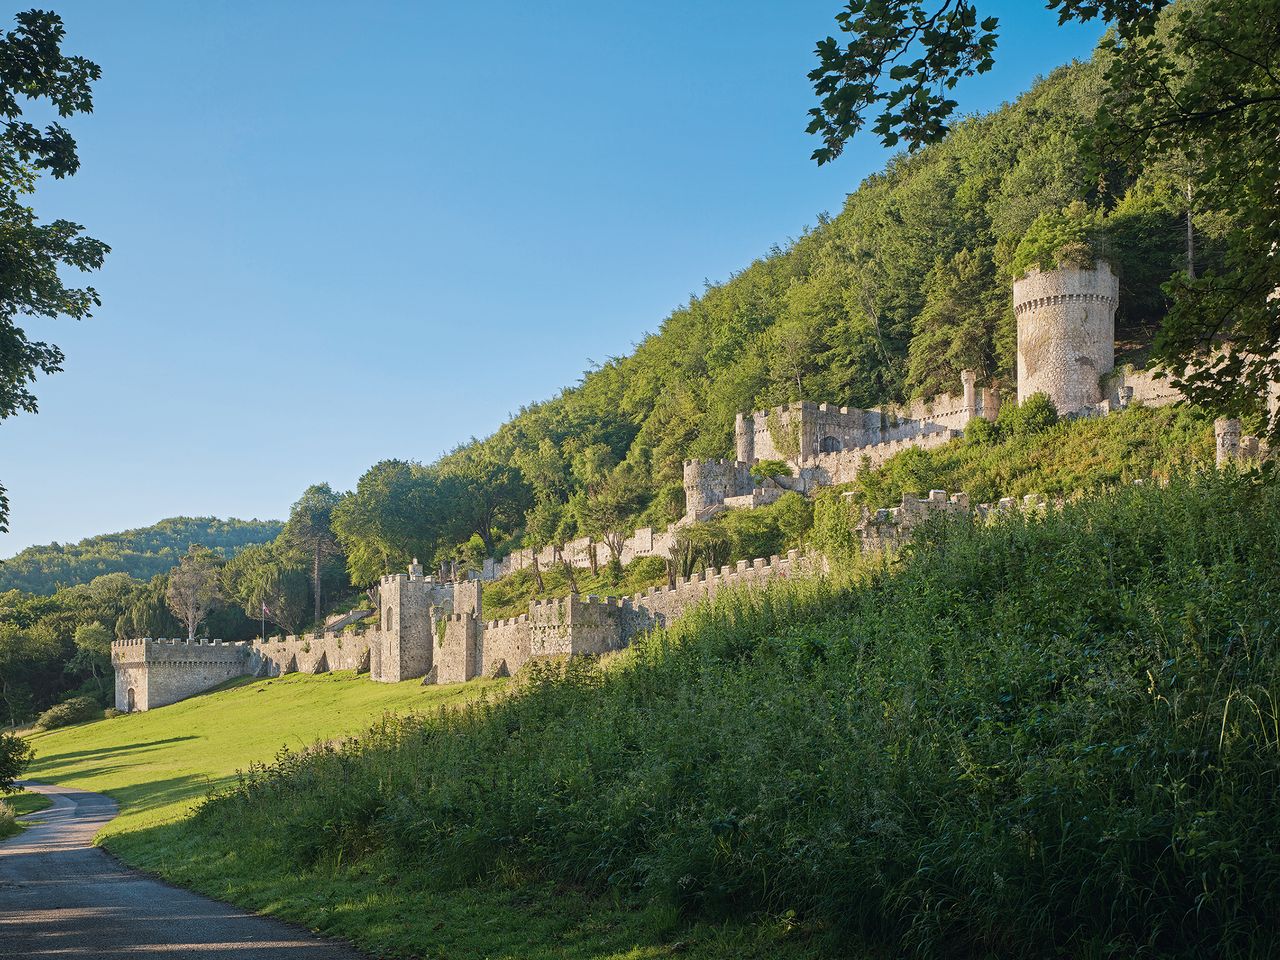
[111,638,250,711]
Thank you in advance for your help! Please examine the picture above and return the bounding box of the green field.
[24,671,503,841]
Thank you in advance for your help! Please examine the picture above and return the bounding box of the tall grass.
[191,473,1280,958]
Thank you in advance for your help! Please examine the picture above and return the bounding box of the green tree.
[68,621,112,700]
[165,546,222,640]
[283,484,344,626]
[223,544,310,637]
[0,10,108,531]
[0,731,31,794]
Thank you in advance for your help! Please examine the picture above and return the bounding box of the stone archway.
[127,688,136,712]
[818,435,843,453]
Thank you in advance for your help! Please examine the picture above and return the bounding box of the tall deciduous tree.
[283,483,343,626]
[0,10,108,531]
[165,546,222,640]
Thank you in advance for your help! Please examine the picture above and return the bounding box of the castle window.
[385,607,394,630]
[818,435,843,453]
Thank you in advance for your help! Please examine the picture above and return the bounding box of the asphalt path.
[0,781,368,959]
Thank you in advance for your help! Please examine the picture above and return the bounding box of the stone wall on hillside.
[111,638,250,712]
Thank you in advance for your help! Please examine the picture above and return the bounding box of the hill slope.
[331,49,1228,579]
[0,516,283,594]
[39,472,1279,959]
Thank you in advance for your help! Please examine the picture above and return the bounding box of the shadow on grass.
[102,816,852,960]
[30,737,199,767]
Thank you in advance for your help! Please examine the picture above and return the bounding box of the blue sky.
[0,2,1105,555]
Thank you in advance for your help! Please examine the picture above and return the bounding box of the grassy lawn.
[24,671,503,841]
[19,669,840,959]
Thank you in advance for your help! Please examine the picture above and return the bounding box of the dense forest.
[0,517,283,595]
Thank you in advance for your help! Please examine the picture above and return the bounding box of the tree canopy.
[806,0,1279,426]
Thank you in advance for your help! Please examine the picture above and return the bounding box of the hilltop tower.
[1013,262,1119,415]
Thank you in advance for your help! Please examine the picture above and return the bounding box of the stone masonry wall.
[479,615,531,677]
[1014,262,1119,414]
[111,638,250,711]
[249,631,373,678]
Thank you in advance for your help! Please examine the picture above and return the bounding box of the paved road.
[0,782,368,959]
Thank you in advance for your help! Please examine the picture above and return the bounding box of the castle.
[112,262,1272,710]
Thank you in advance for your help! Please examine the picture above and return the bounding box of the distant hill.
[0,517,283,594]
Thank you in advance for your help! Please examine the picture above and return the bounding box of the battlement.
[1013,262,1120,316]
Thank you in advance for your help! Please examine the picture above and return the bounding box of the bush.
[104,708,124,719]
[749,459,791,485]
[0,732,32,793]
[964,415,998,445]
[35,696,102,731]
[996,391,1059,438]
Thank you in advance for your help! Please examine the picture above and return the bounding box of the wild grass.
[181,472,1280,958]
[851,402,1214,507]
[0,790,52,839]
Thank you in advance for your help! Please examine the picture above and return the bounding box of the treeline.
[0,498,354,725]
[0,517,282,595]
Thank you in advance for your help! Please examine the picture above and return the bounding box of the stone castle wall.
[120,264,1261,711]
[111,638,250,712]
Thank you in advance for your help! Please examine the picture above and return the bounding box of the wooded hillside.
[0,517,283,595]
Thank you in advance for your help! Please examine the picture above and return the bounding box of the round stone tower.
[1013,261,1119,416]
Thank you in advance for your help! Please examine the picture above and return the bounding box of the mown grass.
[176,472,1280,959]
[23,671,503,840]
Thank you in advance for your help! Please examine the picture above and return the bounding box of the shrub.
[749,459,791,484]
[996,391,1059,438]
[964,414,998,445]
[0,732,32,793]
[104,708,124,719]
[35,696,102,731]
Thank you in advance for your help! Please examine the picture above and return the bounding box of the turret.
[735,412,755,464]
[682,459,752,520]
[1013,261,1119,415]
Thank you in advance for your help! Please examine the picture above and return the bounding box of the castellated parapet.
[1014,262,1119,414]
[111,638,249,712]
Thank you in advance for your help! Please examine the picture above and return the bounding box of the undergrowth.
[187,472,1279,958]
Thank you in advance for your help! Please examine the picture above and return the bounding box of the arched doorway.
[818,435,843,453]
[127,688,136,712]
